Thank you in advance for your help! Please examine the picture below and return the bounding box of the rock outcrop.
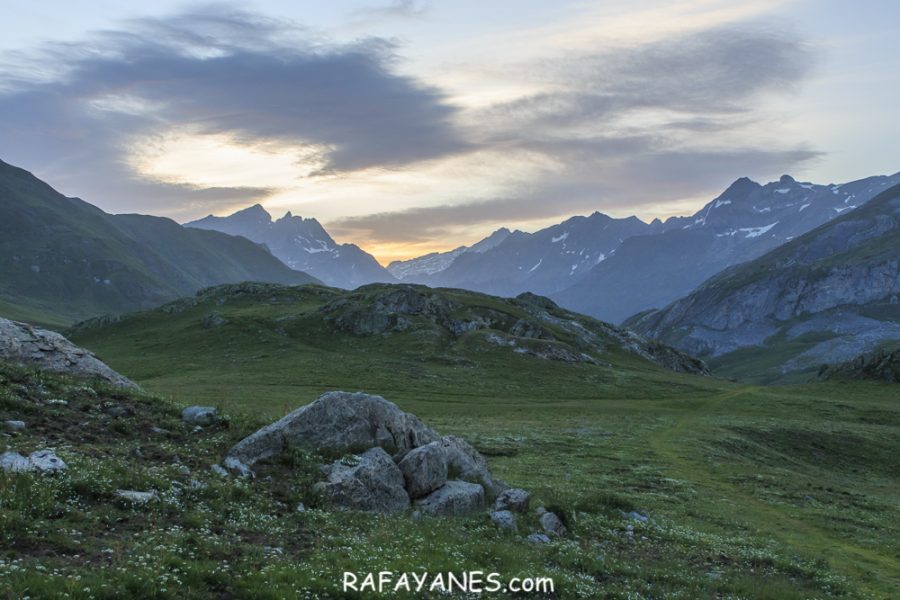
[0,318,136,388]
[227,391,528,519]
[227,392,438,465]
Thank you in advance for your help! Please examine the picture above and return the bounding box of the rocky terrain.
[627,183,900,381]
[186,204,394,289]
[818,344,900,383]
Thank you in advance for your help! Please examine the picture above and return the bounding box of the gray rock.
[490,510,517,531]
[210,464,229,478]
[525,533,551,544]
[494,488,530,513]
[437,436,498,493]
[415,480,485,517]
[295,502,307,513]
[1,450,68,473]
[0,452,32,472]
[181,406,218,425]
[3,420,25,432]
[315,447,410,513]
[398,441,448,499]
[227,391,438,465]
[115,490,159,504]
[624,510,649,523]
[539,510,567,537]
[223,456,254,478]
[0,318,137,388]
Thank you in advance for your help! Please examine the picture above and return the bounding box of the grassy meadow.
[1,284,897,598]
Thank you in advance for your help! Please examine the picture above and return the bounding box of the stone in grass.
[490,510,517,531]
[224,456,254,478]
[525,533,551,544]
[210,464,229,478]
[538,509,567,537]
[181,406,218,426]
[3,420,26,432]
[415,480,485,517]
[0,450,67,473]
[494,488,530,513]
[115,490,159,505]
[398,441,448,499]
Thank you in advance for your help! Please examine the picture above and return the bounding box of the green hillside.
[50,282,900,598]
[0,159,318,327]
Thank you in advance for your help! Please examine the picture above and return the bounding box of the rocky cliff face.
[0,317,136,388]
[627,184,900,380]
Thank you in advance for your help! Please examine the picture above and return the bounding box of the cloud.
[333,25,819,243]
[352,1,429,21]
[0,5,466,212]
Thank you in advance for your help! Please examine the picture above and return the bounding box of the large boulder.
[438,436,500,494]
[182,406,218,426]
[398,441,448,499]
[314,447,410,513]
[0,318,136,389]
[415,480,485,517]
[227,391,438,465]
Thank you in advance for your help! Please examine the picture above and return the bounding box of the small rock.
[224,456,254,478]
[494,488,530,513]
[210,464,229,477]
[539,511,567,537]
[150,426,170,434]
[411,510,422,521]
[181,406,218,426]
[623,510,649,523]
[115,490,159,504]
[415,480,485,517]
[525,533,551,544]
[490,510,517,531]
[295,502,306,513]
[29,450,68,473]
[3,420,25,432]
[191,426,203,434]
[0,451,32,472]
[45,398,68,406]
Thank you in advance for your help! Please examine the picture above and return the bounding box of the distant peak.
[230,203,272,221]
[722,176,762,197]
[283,211,293,219]
[779,174,796,185]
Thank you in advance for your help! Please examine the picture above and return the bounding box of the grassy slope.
[21,284,890,598]
[0,159,318,328]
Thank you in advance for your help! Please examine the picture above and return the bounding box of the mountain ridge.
[186,205,395,289]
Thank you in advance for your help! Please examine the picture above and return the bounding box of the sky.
[0,0,898,264]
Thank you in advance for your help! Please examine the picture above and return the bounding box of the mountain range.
[186,205,394,289]
[0,159,318,326]
[390,173,900,324]
[625,181,900,382]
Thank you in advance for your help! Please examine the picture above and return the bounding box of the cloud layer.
[0,4,820,254]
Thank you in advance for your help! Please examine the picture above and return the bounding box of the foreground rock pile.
[226,391,567,539]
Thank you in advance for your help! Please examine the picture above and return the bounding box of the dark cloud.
[0,5,466,211]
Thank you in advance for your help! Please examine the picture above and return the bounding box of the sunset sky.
[1,0,898,263]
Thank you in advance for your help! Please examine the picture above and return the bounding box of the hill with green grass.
[626,182,900,383]
[0,159,318,328]
[68,282,710,409]
[0,284,895,598]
